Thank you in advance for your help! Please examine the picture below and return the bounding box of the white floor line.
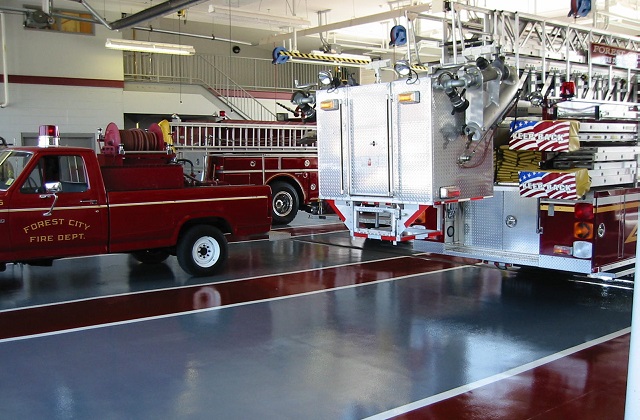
[364,327,632,420]
[0,253,425,314]
[569,278,634,291]
[0,264,472,343]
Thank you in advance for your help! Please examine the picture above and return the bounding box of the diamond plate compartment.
[348,83,392,197]
[391,79,435,203]
[464,188,540,254]
[317,89,348,200]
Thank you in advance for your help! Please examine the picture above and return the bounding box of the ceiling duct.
[69,0,208,30]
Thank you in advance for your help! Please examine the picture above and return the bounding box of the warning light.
[553,245,573,255]
[38,125,60,147]
[398,91,420,104]
[320,99,339,111]
[439,186,461,199]
[574,203,594,220]
[39,125,59,138]
[574,221,593,240]
[560,81,576,99]
[573,241,593,258]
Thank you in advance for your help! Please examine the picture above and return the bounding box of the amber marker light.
[574,221,594,240]
[320,100,339,111]
[398,91,420,104]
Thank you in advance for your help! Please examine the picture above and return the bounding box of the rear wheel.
[271,181,299,225]
[177,225,227,276]
[131,249,170,264]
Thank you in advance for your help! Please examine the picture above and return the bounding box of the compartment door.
[348,83,391,197]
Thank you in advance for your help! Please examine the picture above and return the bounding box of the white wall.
[0,3,287,144]
[124,90,220,117]
[123,82,281,121]
[0,5,124,144]
[1,84,124,145]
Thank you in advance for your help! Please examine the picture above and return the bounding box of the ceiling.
[12,0,640,56]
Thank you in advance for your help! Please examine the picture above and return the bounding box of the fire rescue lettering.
[23,218,90,243]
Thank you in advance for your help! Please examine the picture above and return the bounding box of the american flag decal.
[509,120,578,152]
[519,170,580,199]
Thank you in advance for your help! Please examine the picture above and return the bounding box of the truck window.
[20,155,88,194]
[0,151,33,191]
[58,155,88,192]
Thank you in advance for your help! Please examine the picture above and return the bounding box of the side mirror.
[45,181,62,194]
[43,182,61,216]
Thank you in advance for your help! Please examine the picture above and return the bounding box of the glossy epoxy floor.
[0,214,634,419]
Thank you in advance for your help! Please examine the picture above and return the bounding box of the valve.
[437,71,469,114]
[446,87,469,114]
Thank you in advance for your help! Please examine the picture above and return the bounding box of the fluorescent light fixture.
[105,39,195,55]
[208,4,310,28]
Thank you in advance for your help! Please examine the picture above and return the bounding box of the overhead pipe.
[69,0,208,31]
[1,12,8,108]
[0,4,250,47]
[0,6,29,15]
[132,26,253,46]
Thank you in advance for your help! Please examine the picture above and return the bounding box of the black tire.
[177,225,227,276]
[131,249,170,264]
[270,181,299,225]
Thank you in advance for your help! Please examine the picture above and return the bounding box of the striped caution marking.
[410,65,429,72]
[280,50,371,65]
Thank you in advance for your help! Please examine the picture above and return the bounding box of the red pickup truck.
[0,125,272,276]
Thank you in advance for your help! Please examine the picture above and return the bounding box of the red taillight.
[560,81,576,98]
[575,203,594,220]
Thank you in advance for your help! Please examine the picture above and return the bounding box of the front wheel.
[177,225,227,276]
[270,181,299,225]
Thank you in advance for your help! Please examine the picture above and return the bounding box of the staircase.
[123,52,279,121]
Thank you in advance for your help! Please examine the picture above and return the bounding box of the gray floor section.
[0,265,632,419]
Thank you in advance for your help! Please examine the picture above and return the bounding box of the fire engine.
[170,119,318,225]
[0,124,272,276]
[316,4,639,279]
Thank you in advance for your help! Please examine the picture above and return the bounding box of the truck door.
[347,83,392,197]
[9,153,107,259]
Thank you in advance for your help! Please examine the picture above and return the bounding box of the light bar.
[105,39,195,55]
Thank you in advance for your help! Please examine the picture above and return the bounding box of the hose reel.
[101,122,166,156]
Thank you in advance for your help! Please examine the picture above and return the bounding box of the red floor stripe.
[0,256,458,340]
[392,334,631,420]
